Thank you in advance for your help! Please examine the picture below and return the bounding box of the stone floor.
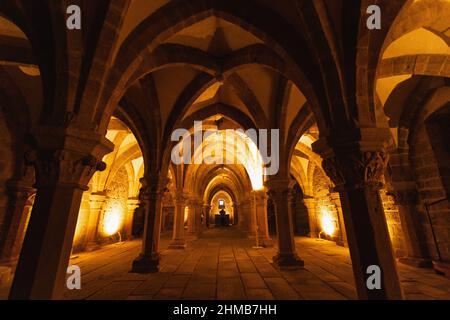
[2,227,450,300]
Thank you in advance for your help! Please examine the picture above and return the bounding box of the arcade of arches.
[0,0,449,300]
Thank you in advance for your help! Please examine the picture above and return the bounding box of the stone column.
[330,192,348,247]
[315,135,404,300]
[85,192,107,249]
[202,204,210,229]
[303,197,319,238]
[72,192,91,251]
[265,179,304,268]
[186,198,202,237]
[169,193,186,249]
[186,199,195,234]
[125,197,140,240]
[131,176,167,273]
[0,181,35,263]
[390,187,431,267]
[252,190,273,247]
[193,200,203,235]
[239,199,251,232]
[232,204,238,225]
[9,129,112,300]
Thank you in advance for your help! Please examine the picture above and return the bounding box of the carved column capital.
[265,178,294,202]
[6,180,35,201]
[322,151,389,191]
[24,127,113,189]
[139,175,168,201]
[174,192,187,206]
[252,190,268,203]
[25,149,107,189]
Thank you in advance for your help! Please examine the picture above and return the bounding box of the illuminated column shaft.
[0,182,34,262]
[169,193,186,249]
[131,176,166,273]
[330,192,348,247]
[9,137,110,300]
[73,192,92,251]
[239,199,251,232]
[202,204,210,229]
[194,202,203,234]
[316,140,403,300]
[125,197,140,240]
[187,200,195,234]
[266,179,304,268]
[252,190,273,247]
[303,197,318,238]
[85,193,107,248]
[187,198,202,236]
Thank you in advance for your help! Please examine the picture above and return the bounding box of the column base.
[258,237,274,248]
[84,241,102,252]
[309,231,319,238]
[131,254,160,273]
[186,233,198,240]
[168,239,186,249]
[398,256,432,268]
[432,261,450,278]
[272,253,304,269]
[336,239,347,247]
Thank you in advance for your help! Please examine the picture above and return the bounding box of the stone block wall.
[411,124,450,261]
[380,189,407,258]
[0,111,14,244]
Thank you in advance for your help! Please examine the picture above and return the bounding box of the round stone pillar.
[125,197,140,240]
[85,192,107,249]
[252,190,273,247]
[330,192,348,247]
[302,196,318,238]
[315,132,404,300]
[265,179,304,268]
[0,181,35,263]
[168,193,187,249]
[131,176,168,273]
[202,204,210,229]
[9,128,112,300]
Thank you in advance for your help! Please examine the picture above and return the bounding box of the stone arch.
[208,188,237,225]
[285,105,315,179]
[96,0,322,135]
[374,0,450,128]
[179,103,257,132]
[381,0,450,55]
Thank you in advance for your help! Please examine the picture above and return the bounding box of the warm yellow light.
[321,209,335,236]
[19,66,40,76]
[103,206,122,236]
[184,207,189,224]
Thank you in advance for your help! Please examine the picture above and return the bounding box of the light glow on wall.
[103,205,123,236]
[321,208,335,236]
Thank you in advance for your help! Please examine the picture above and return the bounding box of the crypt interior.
[0,0,449,300]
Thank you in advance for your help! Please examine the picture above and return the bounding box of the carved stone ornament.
[322,151,389,191]
[267,187,291,203]
[26,149,106,189]
[139,176,169,201]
